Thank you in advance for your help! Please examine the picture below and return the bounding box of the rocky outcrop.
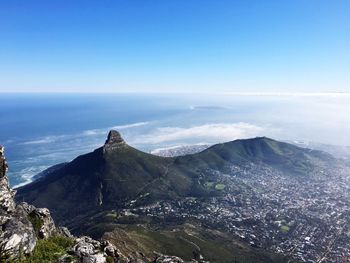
[0,147,63,259]
[103,130,127,153]
[152,253,208,263]
[153,253,185,263]
[0,147,67,260]
[0,146,38,258]
[1,203,37,256]
[0,146,16,223]
[21,202,57,239]
[70,236,106,263]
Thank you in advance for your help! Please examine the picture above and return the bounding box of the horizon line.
[0,90,350,97]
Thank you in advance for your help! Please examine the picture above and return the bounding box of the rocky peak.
[105,130,124,145]
[103,130,127,153]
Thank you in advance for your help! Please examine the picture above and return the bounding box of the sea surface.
[0,92,349,187]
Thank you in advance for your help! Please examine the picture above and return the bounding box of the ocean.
[1,92,349,187]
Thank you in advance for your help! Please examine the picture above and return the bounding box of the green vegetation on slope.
[6,236,74,263]
[102,224,288,263]
[17,136,334,225]
[177,137,332,176]
[27,212,43,236]
[215,184,226,190]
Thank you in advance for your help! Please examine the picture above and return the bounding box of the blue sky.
[0,0,349,93]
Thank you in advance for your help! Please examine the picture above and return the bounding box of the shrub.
[27,212,43,235]
[8,236,75,263]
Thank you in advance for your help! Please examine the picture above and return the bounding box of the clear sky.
[0,0,349,93]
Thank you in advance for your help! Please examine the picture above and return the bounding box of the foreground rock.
[0,146,38,258]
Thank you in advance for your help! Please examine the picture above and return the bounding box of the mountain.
[1,145,211,263]
[177,136,334,175]
[31,162,68,182]
[15,130,341,262]
[16,131,193,223]
[16,131,332,224]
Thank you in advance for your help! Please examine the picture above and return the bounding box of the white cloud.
[22,137,59,145]
[111,122,149,130]
[82,122,149,136]
[133,122,264,144]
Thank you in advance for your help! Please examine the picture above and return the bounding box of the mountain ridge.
[14,130,340,262]
[16,131,334,224]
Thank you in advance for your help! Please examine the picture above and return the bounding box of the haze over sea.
[1,92,349,187]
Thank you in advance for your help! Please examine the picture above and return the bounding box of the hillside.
[16,131,194,223]
[1,145,217,263]
[16,131,333,223]
[15,130,342,262]
[177,136,334,175]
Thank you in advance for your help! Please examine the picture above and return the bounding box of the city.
[122,161,350,262]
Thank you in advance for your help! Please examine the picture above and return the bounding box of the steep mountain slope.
[16,131,334,224]
[16,131,194,222]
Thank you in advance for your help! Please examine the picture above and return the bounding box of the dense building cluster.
[126,162,350,262]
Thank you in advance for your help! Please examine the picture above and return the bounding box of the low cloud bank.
[133,122,264,144]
